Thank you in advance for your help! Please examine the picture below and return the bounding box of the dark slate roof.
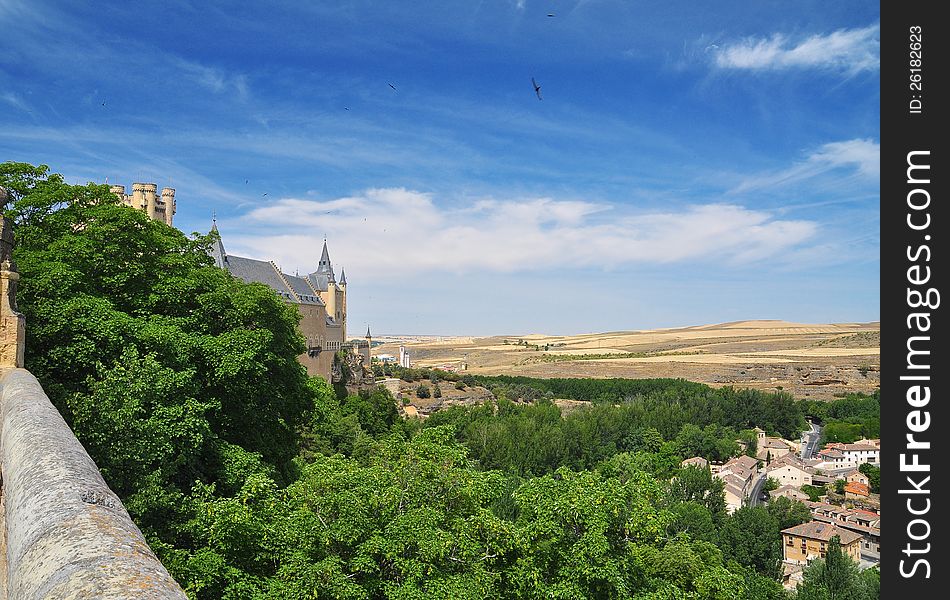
[365,325,371,338]
[224,256,297,301]
[284,273,324,305]
[339,268,347,285]
[308,272,330,292]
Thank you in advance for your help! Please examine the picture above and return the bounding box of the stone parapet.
[0,369,187,598]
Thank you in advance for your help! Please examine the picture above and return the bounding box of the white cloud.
[714,24,879,73]
[733,138,879,194]
[220,189,816,278]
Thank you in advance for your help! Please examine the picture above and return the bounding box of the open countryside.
[377,320,880,401]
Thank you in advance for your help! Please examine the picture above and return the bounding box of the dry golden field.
[374,320,880,401]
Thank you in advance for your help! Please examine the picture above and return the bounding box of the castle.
[110,182,368,382]
[110,183,176,226]
[209,221,370,381]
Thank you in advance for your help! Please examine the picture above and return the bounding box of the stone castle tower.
[110,183,176,226]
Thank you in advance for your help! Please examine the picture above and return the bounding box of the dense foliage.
[3,163,875,599]
[803,392,880,444]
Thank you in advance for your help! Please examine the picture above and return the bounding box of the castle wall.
[295,303,339,379]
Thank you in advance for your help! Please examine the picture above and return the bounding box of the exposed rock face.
[332,349,371,385]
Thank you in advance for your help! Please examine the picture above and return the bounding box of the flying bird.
[388,83,397,91]
[262,193,268,197]
[547,13,555,17]
[531,77,542,100]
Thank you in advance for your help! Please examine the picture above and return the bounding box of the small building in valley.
[781,521,862,565]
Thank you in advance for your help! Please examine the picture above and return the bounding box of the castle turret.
[363,325,372,364]
[339,268,347,340]
[161,187,176,226]
[131,182,147,210]
[142,183,158,220]
[110,185,126,203]
[326,279,337,324]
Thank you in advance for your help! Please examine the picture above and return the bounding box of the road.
[801,421,822,459]
[749,473,768,506]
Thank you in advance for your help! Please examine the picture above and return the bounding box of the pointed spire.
[316,239,332,274]
[209,215,227,269]
[339,268,347,286]
[366,325,371,338]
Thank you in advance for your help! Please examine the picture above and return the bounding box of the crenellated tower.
[111,182,177,227]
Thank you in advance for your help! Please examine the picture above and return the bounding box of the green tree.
[669,465,727,522]
[3,161,317,578]
[766,496,812,530]
[796,536,871,600]
[716,507,782,579]
[858,463,880,493]
[416,383,431,398]
[800,484,824,502]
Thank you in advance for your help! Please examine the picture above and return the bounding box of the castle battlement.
[111,182,176,227]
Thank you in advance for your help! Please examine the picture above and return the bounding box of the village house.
[844,469,870,487]
[715,455,760,513]
[803,502,881,557]
[781,521,863,565]
[680,457,709,469]
[770,485,810,502]
[844,481,871,500]
[839,443,880,466]
[814,448,851,473]
[765,454,815,487]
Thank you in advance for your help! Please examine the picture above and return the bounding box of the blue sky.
[1,0,880,335]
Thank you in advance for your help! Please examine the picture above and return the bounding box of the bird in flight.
[388,83,397,92]
[531,77,542,100]
[547,13,555,17]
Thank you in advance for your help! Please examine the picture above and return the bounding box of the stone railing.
[0,369,187,599]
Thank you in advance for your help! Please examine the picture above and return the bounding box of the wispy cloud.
[713,24,879,73]
[174,58,250,100]
[1,91,31,112]
[733,138,879,194]
[221,189,817,278]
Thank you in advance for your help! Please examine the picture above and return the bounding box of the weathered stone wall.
[0,368,187,599]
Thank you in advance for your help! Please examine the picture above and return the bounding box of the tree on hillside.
[716,507,782,579]
[796,536,874,600]
[766,496,812,530]
[859,462,880,493]
[2,160,316,545]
